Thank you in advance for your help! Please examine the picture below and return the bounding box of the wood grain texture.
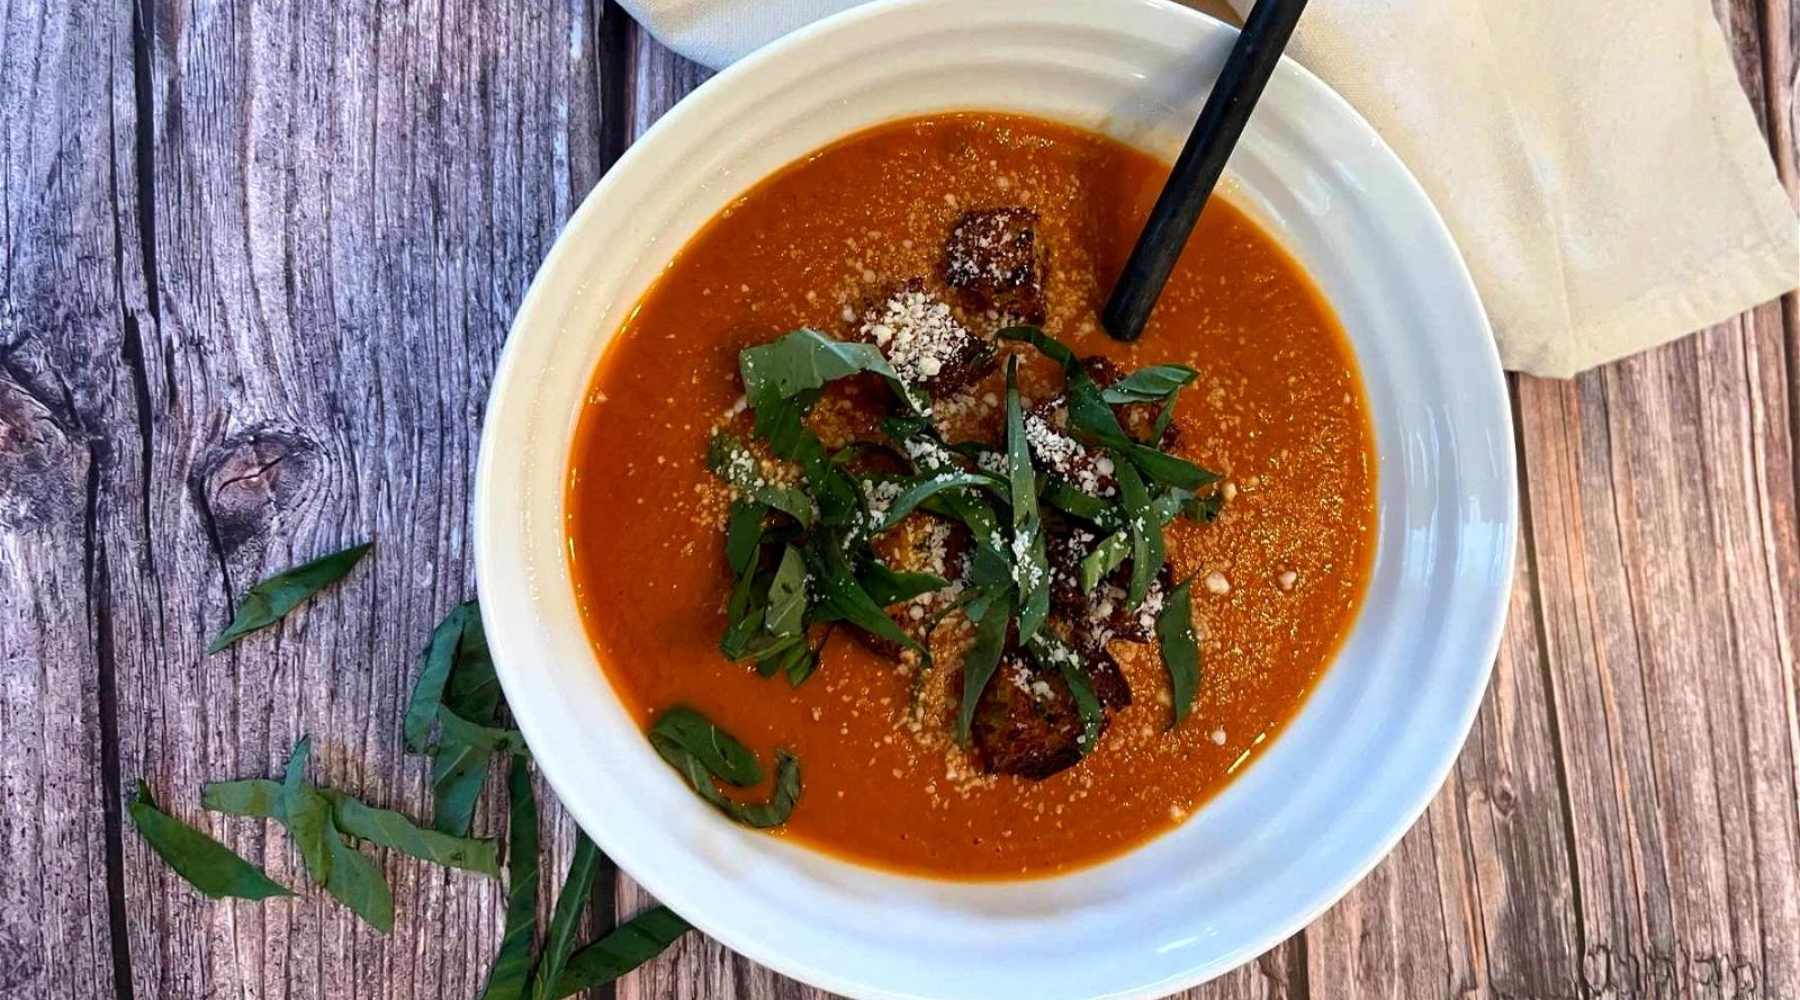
[0,0,1795,998]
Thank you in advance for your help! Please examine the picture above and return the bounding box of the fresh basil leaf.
[206,542,373,652]
[1184,490,1227,523]
[650,707,763,787]
[996,325,1077,369]
[708,433,817,528]
[875,471,1006,533]
[479,757,540,1000]
[724,500,767,574]
[430,711,528,838]
[748,633,807,678]
[322,812,395,933]
[203,779,501,877]
[955,589,1015,745]
[1026,634,1105,756]
[550,905,692,999]
[442,610,502,726]
[1005,358,1050,640]
[1099,364,1197,404]
[653,736,802,829]
[784,642,820,687]
[280,738,333,885]
[328,791,500,876]
[859,560,949,607]
[405,602,475,752]
[1066,373,1216,491]
[1078,530,1132,594]
[720,569,771,660]
[805,538,925,658]
[1151,394,1178,442]
[128,781,293,901]
[1156,577,1201,728]
[763,545,808,638]
[530,834,603,1000]
[1115,456,1160,611]
[739,328,927,415]
[1042,479,1114,523]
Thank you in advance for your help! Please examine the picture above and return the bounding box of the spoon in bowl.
[1102,0,1309,342]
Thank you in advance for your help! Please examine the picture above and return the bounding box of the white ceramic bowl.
[475,1,1516,997]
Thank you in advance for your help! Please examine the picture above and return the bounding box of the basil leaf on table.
[206,541,373,652]
[530,834,604,1000]
[264,737,394,931]
[479,757,540,1000]
[280,737,334,884]
[1156,576,1202,728]
[430,711,524,838]
[650,707,764,787]
[323,812,395,933]
[442,607,503,725]
[649,708,802,828]
[954,588,1016,745]
[550,905,693,999]
[128,781,293,900]
[404,601,477,752]
[1099,363,1198,404]
[203,779,501,876]
[1004,358,1050,640]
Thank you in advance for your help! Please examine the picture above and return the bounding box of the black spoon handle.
[1102,0,1308,342]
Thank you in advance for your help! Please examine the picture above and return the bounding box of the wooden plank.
[0,0,141,996]
[87,0,614,996]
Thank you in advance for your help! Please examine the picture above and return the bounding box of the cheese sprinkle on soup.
[566,113,1376,879]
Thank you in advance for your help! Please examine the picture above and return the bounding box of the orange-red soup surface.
[567,113,1376,879]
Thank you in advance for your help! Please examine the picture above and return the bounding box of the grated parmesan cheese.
[861,287,976,387]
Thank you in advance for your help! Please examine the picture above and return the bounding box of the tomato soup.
[566,113,1376,878]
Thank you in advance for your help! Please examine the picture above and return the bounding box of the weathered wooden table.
[3,1,1796,997]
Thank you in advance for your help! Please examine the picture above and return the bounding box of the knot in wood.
[192,426,322,554]
[0,371,82,531]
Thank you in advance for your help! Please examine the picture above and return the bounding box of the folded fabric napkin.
[617,0,1799,377]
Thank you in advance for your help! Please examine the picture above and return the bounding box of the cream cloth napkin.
[617,0,1799,377]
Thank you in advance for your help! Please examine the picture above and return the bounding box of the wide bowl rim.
[475,1,1516,997]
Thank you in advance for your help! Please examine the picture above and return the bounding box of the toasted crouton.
[942,207,1047,323]
[857,279,995,397]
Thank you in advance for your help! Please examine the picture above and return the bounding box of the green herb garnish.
[128,781,293,900]
[650,707,802,828]
[955,589,1016,745]
[739,328,927,415]
[709,433,817,528]
[1004,357,1050,640]
[206,541,373,652]
[1099,363,1198,404]
[1026,633,1105,756]
[1156,577,1202,728]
